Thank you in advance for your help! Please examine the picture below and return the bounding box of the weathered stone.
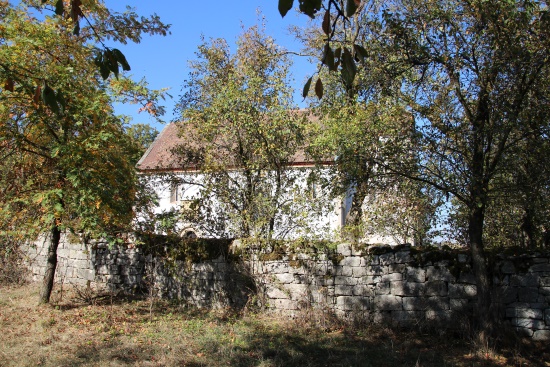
[533,330,550,341]
[375,282,391,295]
[450,298,469,311]
[496,287,518,304]
[335,265,353,277]
[368,265,384,275]
[363,275,381,284]
[335,285,353,296]
[374,295,403,311]
[510,274,539,287]
[511,318,546,329]
[458,272,476,285]
[425,281,448,296]
[275,273,294,284]
[425,310,453,323]
[394,251,411,263]
[392,310,424,326]
[352,266,368,277]
[457,254,469,263]
[426,266,454,281]
[337,296,369,311]
[337,243,352,256]
[546,309,550,326]
[341,256,361,267]
[381,273,403,282]
[353,284,373,297]
[529,263,550,273]
[391,281,425,297]
[448,284,477,299]
[335,276,357,286]
[506,308,543,319]
[379,253,395,266]
[518,287,540,303]
[406,268,426,282]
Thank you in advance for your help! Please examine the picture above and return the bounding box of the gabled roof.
[136,113,327,173]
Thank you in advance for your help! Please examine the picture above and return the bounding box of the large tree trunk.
[38,223,61,304]
[468,204,494,339]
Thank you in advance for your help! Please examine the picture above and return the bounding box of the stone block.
[457,254,469,263]
[425,310,453,323]
[265,285,289,299]
[368,265,384,275]
[506,308,543,319]
[406,268,426,282]
[546,309,550,326]
[425,281,448,296]
[391,281,425,297]
[76,268,95,281]
[375,282,391,295]
[363,275,381,285]
[381,273,403,282]
[372,311,392,324]
[275,273,295,284]
[335,265,353,277]
[496,287,518,304]
[341,257,361,267]
[533,330,550,341]
[426,266,454,281]
[518,287,540,303]
[511,318,546,329]
[337,243,352,256]
[450,298,469,311]
[529,263,550,273]
[392,310,424,327]
[394,251,411,263]
[353,284,373,297]
[335,276,357,286]
[540,287,550,296]
[388,264,406,274]
[510,274,539,287]
[368,255,380,265]
[458,272,476,285]
[271,299,298,310]
[515,327,534,337]
[287,284,309,299]
[449,284,477,299]
[352,266,368,277]
[500,261,516,274]
[337,296,369,311]
[541,277,550,286]
[374,295,403,311]
[335,285,353,296]
[379,253,395,266]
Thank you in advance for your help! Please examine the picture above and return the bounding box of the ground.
[0,284,548,367]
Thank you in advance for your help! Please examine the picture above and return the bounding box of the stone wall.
[25,236,550,340]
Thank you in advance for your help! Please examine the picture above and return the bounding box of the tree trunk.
[468,204,494,339]
[39,223,61,304]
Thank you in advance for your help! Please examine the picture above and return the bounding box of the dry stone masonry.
[26,235,550,340]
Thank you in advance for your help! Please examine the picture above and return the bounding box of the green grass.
[0,284,547,366]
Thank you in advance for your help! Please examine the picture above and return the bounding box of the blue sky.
[108,1,316,131]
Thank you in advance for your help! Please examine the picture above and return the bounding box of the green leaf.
[302,76,313,99]
[41,84,60,115]
[322,43,336,71]
[322,10,331,35]
[299,0,322,18]
[54,0,64,16]
[315,78,323,99]
[73,20,80,36]
[353,44,368,62]
[346,0,360,17]
[112,49,131,71]
[278,0,294,17]
[340,47,357,88]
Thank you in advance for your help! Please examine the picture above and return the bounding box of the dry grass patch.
[0,284,548,367]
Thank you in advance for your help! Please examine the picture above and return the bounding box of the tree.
[173,24,326,240]
[281,0,550,336]
[0,1,169,303]
[125,123,159,164]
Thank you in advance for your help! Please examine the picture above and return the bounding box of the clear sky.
[108,1,316,131]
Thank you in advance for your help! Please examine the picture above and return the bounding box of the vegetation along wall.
[26,235,550,340]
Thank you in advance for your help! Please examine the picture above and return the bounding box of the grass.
[0,284,548,367]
